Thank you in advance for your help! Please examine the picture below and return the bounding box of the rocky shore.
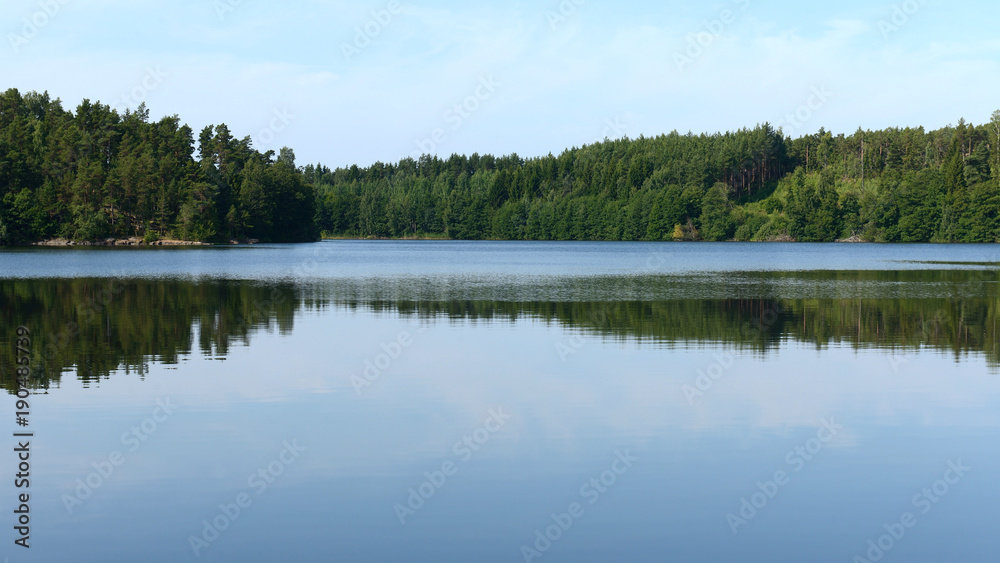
[30,238,259,247]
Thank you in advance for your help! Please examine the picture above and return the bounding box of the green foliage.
[750,215,791,241]
[306,114,1000,243]
[786,167,841,242]
[699,183,734,241]
[0,89,318,245]
[310,124,789,241]
[963,181,1000,242]
[7,87,999,244]
[734,214,769,242]
[762,197,784,214]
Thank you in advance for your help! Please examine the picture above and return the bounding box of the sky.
[3,0,999,169]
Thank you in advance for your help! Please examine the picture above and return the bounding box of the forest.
[311,113,1000,243]
[3,87,1000,244]
[0,88,318,245]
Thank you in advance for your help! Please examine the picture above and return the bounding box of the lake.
[1,241,998,562]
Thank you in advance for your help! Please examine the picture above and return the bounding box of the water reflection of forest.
[2,273,997,392]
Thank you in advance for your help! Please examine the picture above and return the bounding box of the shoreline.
[15,236,977,246]
[320,235,876,243]
[29,237,260,247]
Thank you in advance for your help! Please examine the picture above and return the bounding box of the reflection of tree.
[369,296,1000,363]
[0,279,304,392]
[3,271,999,393]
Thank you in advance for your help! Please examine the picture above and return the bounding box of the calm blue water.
[2,242,999,562]
[2,240,998,280]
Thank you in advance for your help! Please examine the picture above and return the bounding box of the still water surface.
[1,242,998,562]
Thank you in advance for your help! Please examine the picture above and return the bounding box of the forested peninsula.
[0,89,318,245]
[3,87,1000,245]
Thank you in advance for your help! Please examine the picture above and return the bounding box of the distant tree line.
[309,114,1000,243]
[4,87,1000,244]
[0,89,318,245]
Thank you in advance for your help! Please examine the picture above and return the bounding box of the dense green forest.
[0,88,318,244]
[3,87,1000,244]
[309,112,1000,243]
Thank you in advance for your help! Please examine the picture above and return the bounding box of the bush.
[734,215,769,241]
[762,198,784,214]
[751,215,791,241]
[72,208,109,241]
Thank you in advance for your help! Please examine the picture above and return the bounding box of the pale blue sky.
[3,0,998,168]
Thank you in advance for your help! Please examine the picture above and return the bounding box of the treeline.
[309,115,1000,242]
[5,88,1000,244]
[0,89,318,245]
